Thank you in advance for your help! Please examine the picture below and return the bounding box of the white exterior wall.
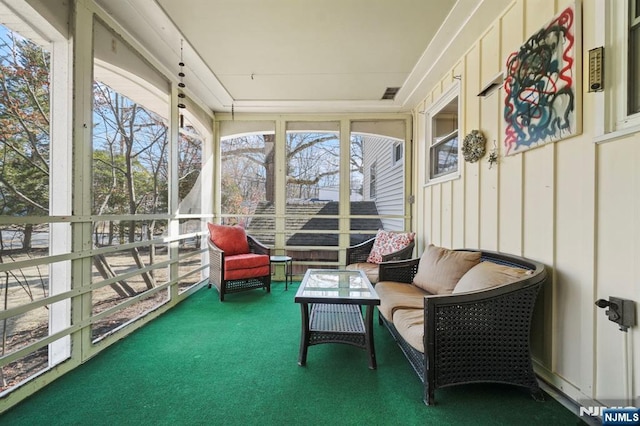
[413,0,639,409]
[363,136,404,230]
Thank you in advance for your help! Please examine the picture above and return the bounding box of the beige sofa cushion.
[393,308,425,353]
[452,261,532,294]
[412,245,481,295]
[375,281,428,321]
[345,262,379,284]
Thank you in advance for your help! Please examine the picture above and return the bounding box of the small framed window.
[598,0,640,141]
[369,161,377,199]
[425,83,460,184]
[629,0,640,115]
[430,130,458,178]
[391,142,403,166]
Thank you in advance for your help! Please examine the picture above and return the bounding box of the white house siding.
[362,135,404,231]
[414,0,639,410]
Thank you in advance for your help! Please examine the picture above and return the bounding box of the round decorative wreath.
[462,130,486,163]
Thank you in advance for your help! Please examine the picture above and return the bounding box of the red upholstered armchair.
[207,223,271,301]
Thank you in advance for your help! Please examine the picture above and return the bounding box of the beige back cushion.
[412,245,481,294]
[452,261,532,294]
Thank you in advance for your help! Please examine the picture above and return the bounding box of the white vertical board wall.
[498,1,524,257]
[463,45,480,249]
[451,61,466,250]
[413,0,639,408]
[596,136,640,405]
[478,92,499,252]
[555,135,596,397]
[440,181,453,248]
[431,183,442,245]
[520,0,557,368]
[478,26,500,252]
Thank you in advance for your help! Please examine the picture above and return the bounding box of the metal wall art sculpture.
[462,130,486,163]
[503,3,580,155]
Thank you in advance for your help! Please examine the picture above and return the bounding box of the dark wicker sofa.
[377,249,547,405]
[345,237,415,283]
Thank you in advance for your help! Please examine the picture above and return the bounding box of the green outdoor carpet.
[1,282,586,426]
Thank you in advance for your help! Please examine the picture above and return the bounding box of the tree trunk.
[264,134,275,203]
[92,254,137,297]
[1,268,9,386]
[108,221,114,245]
[119,224,125,246]
[22,224,33,250]
[147,220,155,279]
[131,247,156,289]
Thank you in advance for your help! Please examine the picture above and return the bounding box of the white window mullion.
[424,82,460,185]
[72,0,96,361]
[628,0,640,116]
[596,0,640,143]
[48,37,73,366]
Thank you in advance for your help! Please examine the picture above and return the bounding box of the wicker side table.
[270,255,293,290]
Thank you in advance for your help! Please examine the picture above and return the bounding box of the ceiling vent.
[381,87,400,100]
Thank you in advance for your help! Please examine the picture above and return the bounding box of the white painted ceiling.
[94,0,510,114]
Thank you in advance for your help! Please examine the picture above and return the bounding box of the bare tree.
[93,82,169,290]
[0,28,50,388]
[0,31,50,248]
[221,131,363,216]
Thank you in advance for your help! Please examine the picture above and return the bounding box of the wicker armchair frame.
[208,235,271,301]
[346,237,415,264]
[378,250,547,405]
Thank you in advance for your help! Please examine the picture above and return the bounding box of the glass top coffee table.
[294,269,380,369]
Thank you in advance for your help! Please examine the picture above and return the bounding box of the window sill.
[424,171,461,187]
[594,124,640,144]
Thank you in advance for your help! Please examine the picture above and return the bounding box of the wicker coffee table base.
[298,303,377,369]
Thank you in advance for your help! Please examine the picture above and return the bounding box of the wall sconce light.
[478,72,504,97]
